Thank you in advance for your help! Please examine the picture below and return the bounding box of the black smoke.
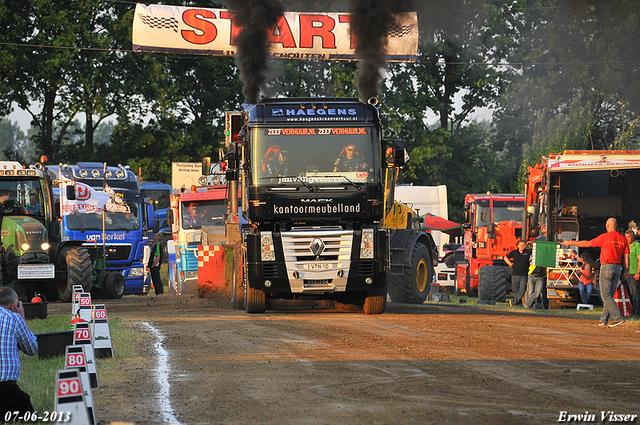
[228,0,284,104]
[348,0,413,102]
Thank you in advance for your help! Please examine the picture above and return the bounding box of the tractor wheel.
[57,247,92,302]
[104,272,125,299]
[387,243,432,304]
[477,266,495,301]
[491,267,509,303]
[363,280,387,314]
[96,272,109,299]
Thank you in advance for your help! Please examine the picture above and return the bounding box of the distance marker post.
[71,285,83,323]
[73,322,99,388]
[64,345,96,425]
[93,304,114,359]
[78,292,93,323]
[54,369,90,425]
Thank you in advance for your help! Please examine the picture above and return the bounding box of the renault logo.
[309,238,325,257]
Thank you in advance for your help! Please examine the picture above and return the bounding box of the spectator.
[149,233,164,295]
[563,217,629,326]
[0,287,38,421]
[577,252,596,305]
[504,240,531,307]
[624,230,640,317]
[525,261,546,309]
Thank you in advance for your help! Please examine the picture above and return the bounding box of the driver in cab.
[0,189,16,213]
[333,145,367,172]
[183,202,201,229]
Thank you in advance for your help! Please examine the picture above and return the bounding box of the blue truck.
[48,163,153,299]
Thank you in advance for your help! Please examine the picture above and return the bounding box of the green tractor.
[0,160,92,301]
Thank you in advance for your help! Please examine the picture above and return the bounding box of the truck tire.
[244,284,266,313]
[104,272,125,299]
[477,266,495,301]
[490,266,509,302]
[363,280,387,314]
[387,243,432,304]
[57,247,92,302]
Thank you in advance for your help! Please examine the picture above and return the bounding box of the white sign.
[17,264,55,279]
[132,4,418,63]
[172,162,203,192]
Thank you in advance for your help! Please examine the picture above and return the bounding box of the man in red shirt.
[563,217,629,326]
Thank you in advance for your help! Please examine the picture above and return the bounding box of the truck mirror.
[393,140,405,167]
[167,209,174,226]
[145,203,154,231]
[202,157,211,175]
[66,185,75,200]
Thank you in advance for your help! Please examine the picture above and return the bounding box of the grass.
[17,313,150,422]
[429,293,640,325]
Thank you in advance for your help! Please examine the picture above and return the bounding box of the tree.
[0,118,27,160]
[494,0,640,174]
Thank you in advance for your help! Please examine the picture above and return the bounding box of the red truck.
[456,193,525,300]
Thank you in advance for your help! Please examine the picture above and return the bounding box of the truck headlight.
[129,267,144,277]
[41,242,50,251]
[21,243,30,251]
[360,229,374,259]
[261,231,275,261]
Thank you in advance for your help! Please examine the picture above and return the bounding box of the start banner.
[132,4,418,63]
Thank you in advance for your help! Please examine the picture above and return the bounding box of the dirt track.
[50,295,640,425]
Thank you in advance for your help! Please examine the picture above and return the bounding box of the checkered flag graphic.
[385,24,415,38]
[138,14,179,33]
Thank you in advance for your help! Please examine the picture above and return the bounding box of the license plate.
[304,263,330,270]
[18,264,55,279]
[303,279,332,288]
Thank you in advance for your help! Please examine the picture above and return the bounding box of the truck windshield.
[476,200,523,227]
[142,188,170,210]
[250,126,381,186]
[66,200,141,231]
[181,200,226,230]
[0,179,45,217]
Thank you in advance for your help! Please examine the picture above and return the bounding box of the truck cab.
[457,193,524,297]
[166,188,228,294]
[48,163,153,297]
[235,98,390,313]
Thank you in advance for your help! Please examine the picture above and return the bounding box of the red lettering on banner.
[338,15,357,49]
[270,16,296,48]
[299,15,336,49]
[220,10,241,45]
[182,9,217,45]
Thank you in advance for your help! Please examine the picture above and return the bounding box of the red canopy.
[420,213,462,236]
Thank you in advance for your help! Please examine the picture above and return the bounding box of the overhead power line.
[2,41,640,67]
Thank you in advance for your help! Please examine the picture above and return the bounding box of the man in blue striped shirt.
[0,287,38,421]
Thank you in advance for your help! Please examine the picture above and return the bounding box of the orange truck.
[524,150,640,308]
[456,193,525,301]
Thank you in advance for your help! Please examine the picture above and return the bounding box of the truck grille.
[281,230,352,263]
[85,244,131,261]
[185,231,201,248]
[263,263,280,278]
